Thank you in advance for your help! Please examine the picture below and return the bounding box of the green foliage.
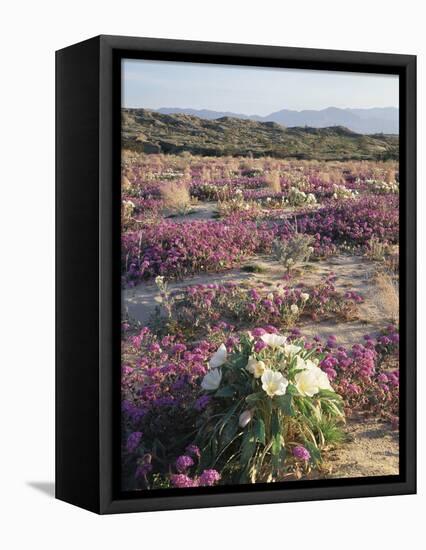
[195,335,345,483]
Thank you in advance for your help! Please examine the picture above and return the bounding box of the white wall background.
[1,1,423,548]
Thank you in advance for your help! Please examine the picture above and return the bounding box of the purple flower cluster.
[292,446,311,461]
[170,469,221,488]
[121,328,214,441]
[125,431,143,453]
[297,195,399,247]
[122,219,276,285]
[176,455,195,473]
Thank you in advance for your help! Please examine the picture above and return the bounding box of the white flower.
[261,369,289,398]
[301,292,310,302]
[295,364,334,397]
[290,304,299,314]
[155,275,165,286]
[208,344,227,369]
[261,333,287,349]
[201,368,222,391]
[239,410,253,428]
[246,356,266,379]
[283,343,302,356]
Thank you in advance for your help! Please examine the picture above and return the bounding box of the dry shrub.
[272,233,314,271]
[265,170,282,193]
[384,169,396,183]
[374,272,399,323]
[121,175,132,193]
[365,237,392,262]
[160,181,191,213]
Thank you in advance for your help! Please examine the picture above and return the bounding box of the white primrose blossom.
[283,343,302,356]
[260,333,287,349]
[201,368,222,391]
[155,275,165,286]
[208,344,227,369]
[301,292,310,302]
[290,304,299,314]
[294,357,334,397]
[261,369,289,398]
[245,356,266,379]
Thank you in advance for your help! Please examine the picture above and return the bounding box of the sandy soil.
[164,201,218,222]
[321,418,399,478]
[124,253,392,348]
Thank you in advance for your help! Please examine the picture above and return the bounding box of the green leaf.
[215,386,234,398]
[304,441,322,465]
[245,392,264,404]
[275,394,295,416]
[272,445,286,470]
[271,409,281,437]
[271,434,282,456]
[240,429,256,466]
[286,384,299,396]
[253,417,266,445]
[318,389,341,401]
[220,416,239,447]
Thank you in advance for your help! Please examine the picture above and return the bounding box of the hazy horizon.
[122,59,399,115]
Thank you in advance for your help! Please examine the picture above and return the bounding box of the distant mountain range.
[156,106,398,135]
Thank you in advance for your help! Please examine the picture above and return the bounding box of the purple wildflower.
[199,469,221,486]
[126,431,143,453]
[176,455,194,473]
[170,474,198,488]
[292,446,311,461]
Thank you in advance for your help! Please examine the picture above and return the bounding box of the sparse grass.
[265,170,282,193]
[374,271,399,323]
[365,237,391,262]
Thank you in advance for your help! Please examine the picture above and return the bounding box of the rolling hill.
[122,108,399,161]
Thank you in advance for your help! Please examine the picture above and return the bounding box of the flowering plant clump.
[194,332,345,483]
[364,179,399,195]
[121,327,218,488]
[297,195,399,248]
[286,187,317,207]
[319,326,400,420]
[122,219,277,285]
[332,184,358,200]
[151,277,361,339]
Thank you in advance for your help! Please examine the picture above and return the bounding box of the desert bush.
[332,184,358,200]
[374,272,399,323]
[272,233,314,271]
[286,187,317,207]
[217,190,263,218]
[160,181,191,214]
[365,237,393,261]
[265,170,282,193]
[365,179,399,194]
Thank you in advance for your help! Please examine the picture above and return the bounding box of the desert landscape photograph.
[120,59,400,491]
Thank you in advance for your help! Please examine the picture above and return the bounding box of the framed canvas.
[56,35,416,514]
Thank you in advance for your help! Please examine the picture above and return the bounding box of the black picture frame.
[56,34,416,514]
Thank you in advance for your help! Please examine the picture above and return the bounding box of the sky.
[122,58,399,115]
